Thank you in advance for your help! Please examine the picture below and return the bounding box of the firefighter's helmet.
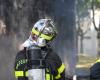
[30,19,57,47]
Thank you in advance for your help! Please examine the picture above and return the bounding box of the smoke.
[52,0,77,76]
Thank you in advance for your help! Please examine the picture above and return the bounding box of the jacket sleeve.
[14,50,28,78]
[90,62,100,80]
[45,48,65,80]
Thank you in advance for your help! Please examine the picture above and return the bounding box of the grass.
[76,53,97,68]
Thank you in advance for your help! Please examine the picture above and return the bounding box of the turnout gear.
[14,19,65,80]
[90,58,100,80]
[15,46,65,80]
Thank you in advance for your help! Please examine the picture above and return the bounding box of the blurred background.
[0,0,100,80]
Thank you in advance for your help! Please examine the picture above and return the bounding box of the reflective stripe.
[46,68,49,72]
[25,71,28,76]
[96,58,100,63]
[55,74,61,79]
[46,73,53,80]
[15,71,53,80]
[15,71,28,78]
[15,71,23,78]
[32,28,53,40]
[58,63,65,74]
[55,63,65,79]
[46,74,50,80]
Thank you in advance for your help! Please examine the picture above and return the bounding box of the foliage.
[77,0,91,17]
[77,0,100,18]
[94,0,100,8]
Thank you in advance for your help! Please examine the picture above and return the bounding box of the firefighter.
[14,19,65,80]
[90,58,100,80]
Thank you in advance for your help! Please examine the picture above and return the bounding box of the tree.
[91,0,100,56]
[76,0,91,54]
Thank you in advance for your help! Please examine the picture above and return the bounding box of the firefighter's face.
[30,32,48,47]
[31,32,38,41]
